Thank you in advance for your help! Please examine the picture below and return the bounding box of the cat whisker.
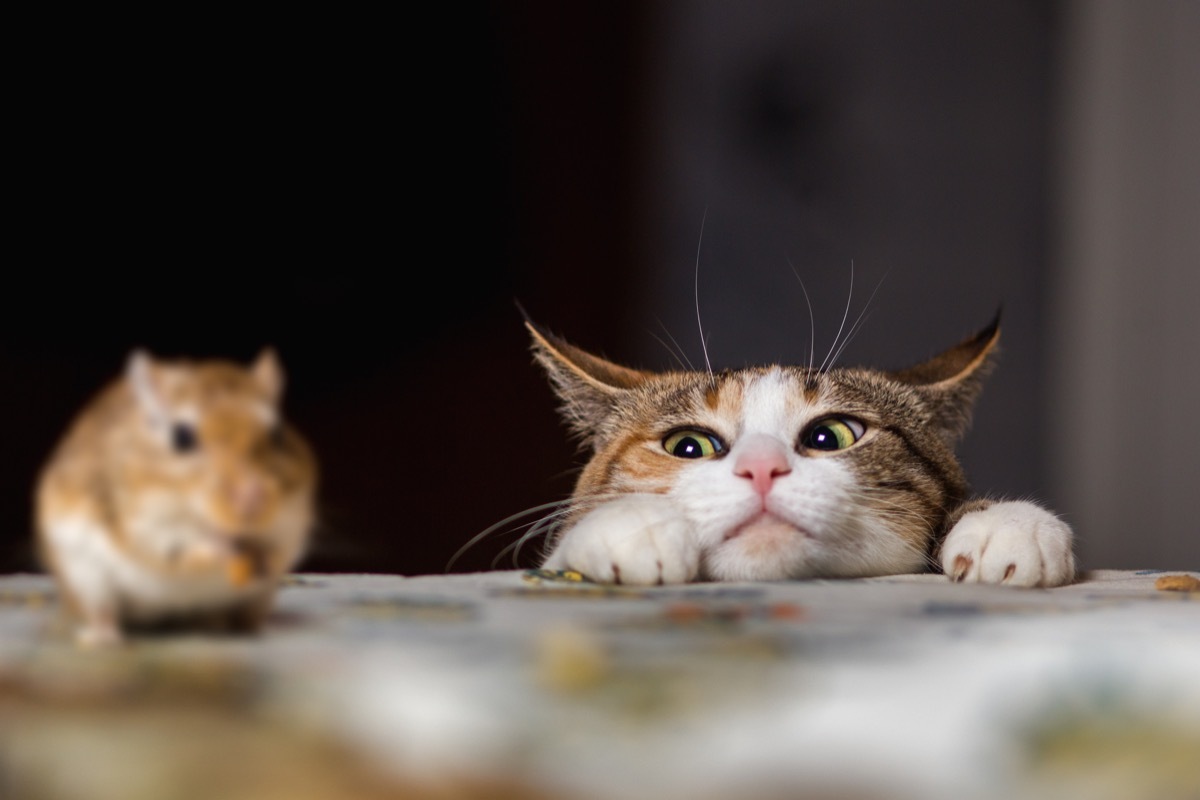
[446,498,578,573]
[837,489,945,572]
[838,515,942,575]
[817,260,856,375]
[825,308,874,373]
[461,492,637,572]
[824,270,889,372]
[503,497,601,568]
[852,488,943,529]
[786,259,818,380]
[649,320,695,372]
[694,207,715,388]
[500,516,561,569]
[489,521,551,570]
[506,490,647,568]
[498,501,585,568]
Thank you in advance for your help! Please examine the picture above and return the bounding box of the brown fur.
[35,350,318,644]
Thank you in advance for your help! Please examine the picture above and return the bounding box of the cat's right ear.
[524,318,649,446]
[888,313,1002,446]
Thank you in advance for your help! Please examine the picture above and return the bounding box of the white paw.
[542,495,698,585]
[941,501,1075,588]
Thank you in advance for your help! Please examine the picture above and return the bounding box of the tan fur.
[35,349,318,645]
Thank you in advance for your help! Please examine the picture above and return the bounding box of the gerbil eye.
[171,422,198,453]
[663,429,725,459]
[802,418,864,452]
[270,424,287,449]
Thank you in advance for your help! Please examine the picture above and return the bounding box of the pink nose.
[733,434,792,496]
[226,476,268,521]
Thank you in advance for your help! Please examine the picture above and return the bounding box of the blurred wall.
[1050,0,1200,569]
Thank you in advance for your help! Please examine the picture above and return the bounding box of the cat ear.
[889,313,1001,444]
[524,317,650,446]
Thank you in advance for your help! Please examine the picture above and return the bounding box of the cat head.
[527,314,1001,580]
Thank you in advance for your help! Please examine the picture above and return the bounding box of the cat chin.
[724,512,810,541]
[704,515,817,581]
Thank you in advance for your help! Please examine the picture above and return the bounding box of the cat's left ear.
[524,317,651,448]
[889,313,1001,445]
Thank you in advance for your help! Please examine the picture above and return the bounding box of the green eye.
[663,429,725,459]
[802,418,865,452]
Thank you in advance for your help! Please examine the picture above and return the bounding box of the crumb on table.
[1154,574,1200,592]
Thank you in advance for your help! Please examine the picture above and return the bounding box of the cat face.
[529,317,999,581]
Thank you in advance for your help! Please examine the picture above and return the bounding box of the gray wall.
[1050,0,1200,570]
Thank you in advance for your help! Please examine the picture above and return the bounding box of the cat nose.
[733,434,792,496]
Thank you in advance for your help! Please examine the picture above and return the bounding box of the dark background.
[6,3,1195,576]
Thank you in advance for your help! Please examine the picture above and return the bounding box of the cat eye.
[801,418,865,452]
[663,429,725,459]
[171,422,199,453]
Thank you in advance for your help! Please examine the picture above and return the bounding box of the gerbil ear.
[126,349,167,424]
[524,317,649,446]
[889,313,1001,444]
[251,348,284,403]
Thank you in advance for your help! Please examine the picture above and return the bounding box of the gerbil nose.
[226,475,268,521]
[733,433,792,496]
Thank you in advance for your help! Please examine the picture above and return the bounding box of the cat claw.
[941,501,1075,588]
[949,554,974,582]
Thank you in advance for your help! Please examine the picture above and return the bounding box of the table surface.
[2,568,1198,800]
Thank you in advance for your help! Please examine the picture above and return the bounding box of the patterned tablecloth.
[1,568,1198,800]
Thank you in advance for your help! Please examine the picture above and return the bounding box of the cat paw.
[541,496,699,585]
[941,501,1075,588]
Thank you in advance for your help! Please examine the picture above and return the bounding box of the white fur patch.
[739,369,792,437]
[542,495,698,585]
[42,513,281,625]
[940,501,1076,587]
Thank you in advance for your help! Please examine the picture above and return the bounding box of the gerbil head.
[120,348,317,537]
[127,348,283,426]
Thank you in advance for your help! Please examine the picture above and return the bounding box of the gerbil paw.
[542,496,699,585]
[942,500,1075,588]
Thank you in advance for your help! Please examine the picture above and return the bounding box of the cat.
[525,312,1075,587]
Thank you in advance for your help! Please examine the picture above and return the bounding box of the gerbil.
[35,348,318,646]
